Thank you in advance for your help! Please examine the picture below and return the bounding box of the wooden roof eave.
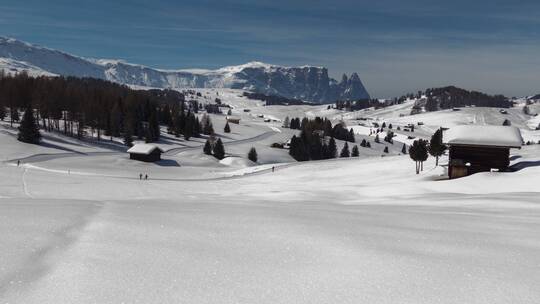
[445,143,522,149]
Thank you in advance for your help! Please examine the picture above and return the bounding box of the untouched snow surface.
[1,129,540,303]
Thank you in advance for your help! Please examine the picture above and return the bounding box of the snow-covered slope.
[0,37,370,103]
[2,122,540,303]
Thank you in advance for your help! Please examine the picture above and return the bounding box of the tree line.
[330,86,512,114]
[0,72,216,146]
[283,116,356,142]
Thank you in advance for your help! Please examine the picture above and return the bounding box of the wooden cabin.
[443,125,522,179]
[127,144,164,162]
[226,116,241,124]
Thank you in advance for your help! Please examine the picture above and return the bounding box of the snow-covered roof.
[127,144,164,155]
[443,125,523,148]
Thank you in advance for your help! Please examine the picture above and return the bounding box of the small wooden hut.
[226,116,241,124]
[127,144,164,162]
[443,125,522,179]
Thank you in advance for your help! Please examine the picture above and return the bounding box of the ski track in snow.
[22,167,33,199]
[0,199,106,297]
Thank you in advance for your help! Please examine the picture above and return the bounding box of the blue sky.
[1,0,539,97]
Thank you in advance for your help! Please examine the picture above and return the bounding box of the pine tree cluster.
[203,138,226,160]
[164,102,201,141]
[0,72,197,145]
[285,116,355,142]
[289,134,338,161]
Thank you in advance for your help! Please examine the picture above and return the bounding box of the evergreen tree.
[383,146,389,153]
[401,143,407,154]
[366,141,371,148]
[289,135,299,160]
[193,116,201,137]
[224,121,231,133]
[340,142,350,157]
[309,135,323,160]
[10,107,19,126]
[178,104,186,134]
[110,99,124,137]
[145,107,160,142]
[289,135,309,161]
[184,113,194,140]
[428,128,447,166]
[321,143,329,159]
[327,137,337,159]
[201,114,214,135]
[348,129,356,142]
[248,147,258,162]
[360,139,367,147]
[409,139,429,174]
[283,116,290,128]
[351,145,359,157]
[123,127,133,147]
[213,138,225,160]
[374,134,380,143]
[425,97,439,112]
[0,105,5,121]
[123,112,134,147]
[203,139,212,155]
[384,131,394,144]
[169,106,179,136]
[502,119,511,126]
[17,104,41,144]
[161,104,172,127]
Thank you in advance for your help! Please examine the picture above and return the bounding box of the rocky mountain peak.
[0,37,370,103]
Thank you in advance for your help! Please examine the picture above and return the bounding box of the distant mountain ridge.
[0,37,370,103]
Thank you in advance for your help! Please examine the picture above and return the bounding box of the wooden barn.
[443,125,523,179]
[127,144,164,162]
[226,116,241,124]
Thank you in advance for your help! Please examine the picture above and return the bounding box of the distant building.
[226,116,241,124]
[444,125,523,179]
[127,144,164,162]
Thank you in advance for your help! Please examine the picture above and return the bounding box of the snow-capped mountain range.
[0,37,370,103]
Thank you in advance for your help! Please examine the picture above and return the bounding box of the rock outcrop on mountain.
[0,37,370,103]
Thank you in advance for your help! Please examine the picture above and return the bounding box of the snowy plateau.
[0,37,369,103]
[0,86,539,303]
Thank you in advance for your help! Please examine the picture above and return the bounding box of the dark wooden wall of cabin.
[130,150,162,162]
[449,145,510,174]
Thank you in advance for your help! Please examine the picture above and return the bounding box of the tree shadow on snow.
[155,159,180,167]
[39,141,86,154]
[510,155,522,161]
[510,160,540,172]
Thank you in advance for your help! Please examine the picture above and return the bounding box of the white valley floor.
[1,130,539,303]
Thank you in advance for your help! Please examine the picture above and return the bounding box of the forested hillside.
[0,72,205,144]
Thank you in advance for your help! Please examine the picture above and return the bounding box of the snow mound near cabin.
[219,156,254,167]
